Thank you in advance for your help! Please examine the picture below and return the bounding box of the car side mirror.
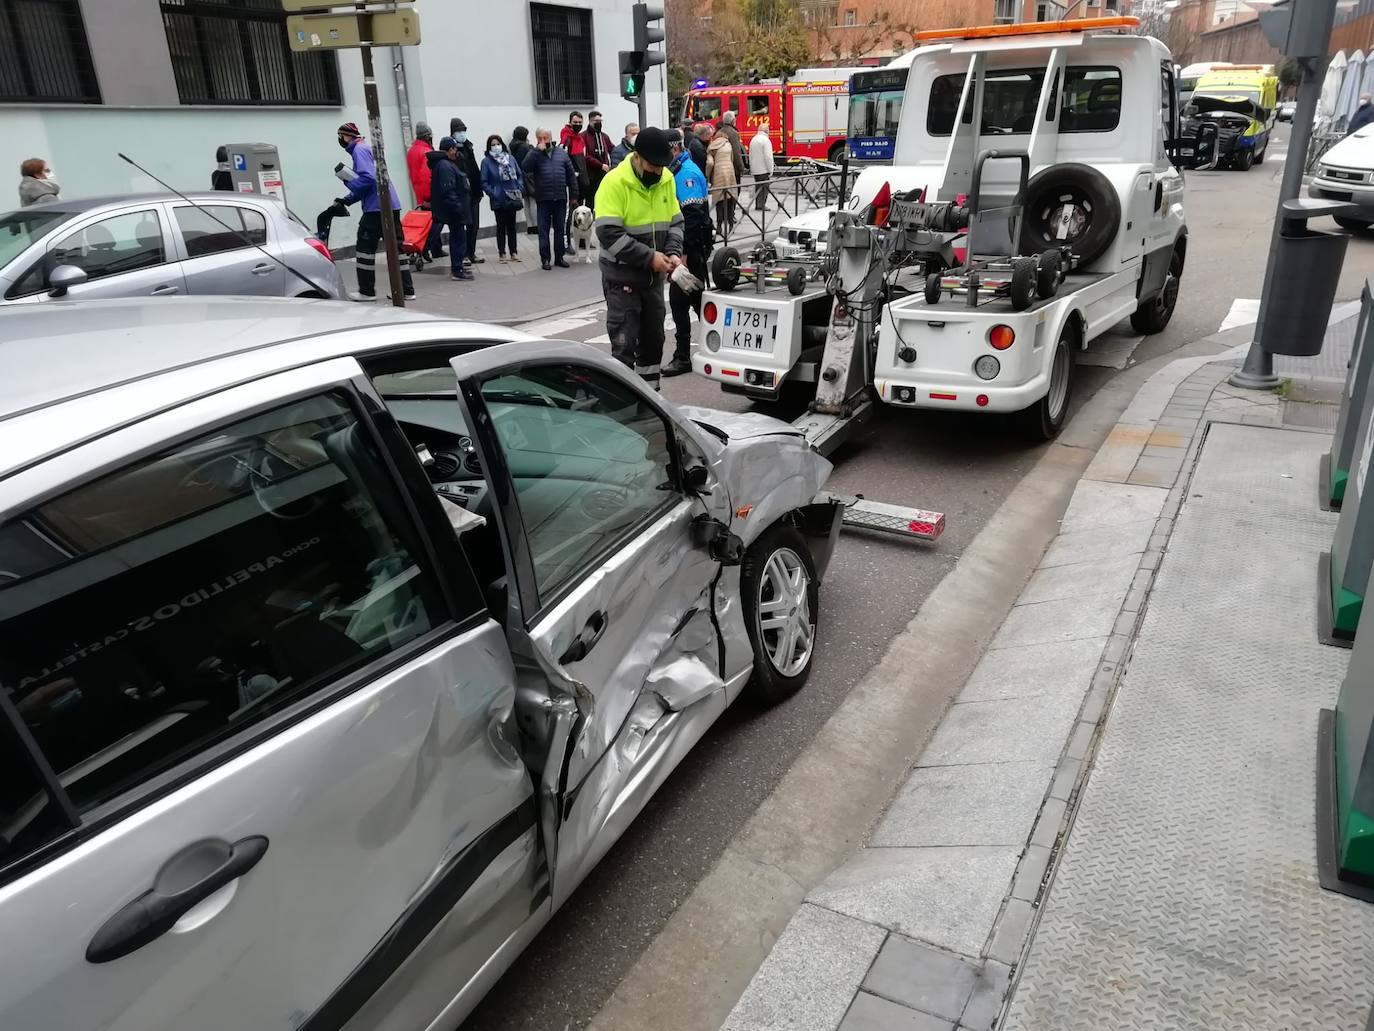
[47,264,88,298]
[683,462,711,494]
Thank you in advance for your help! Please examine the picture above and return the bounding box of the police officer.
[594,126,684,391]
[665,129,712,377]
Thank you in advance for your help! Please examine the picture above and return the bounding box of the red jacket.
[406,138,433,205]
[581,128,614,174]
[560,125,586,157]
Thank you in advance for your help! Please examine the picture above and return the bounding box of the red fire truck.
[682,73,861,163]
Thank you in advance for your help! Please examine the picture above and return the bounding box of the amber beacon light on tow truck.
[913,15,1140,42]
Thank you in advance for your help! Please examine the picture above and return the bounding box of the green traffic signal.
[620,72,643,100]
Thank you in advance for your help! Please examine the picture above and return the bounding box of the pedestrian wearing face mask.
[611,123,639,169]
[521,127,579,269]
[18,158,59,206]
[480,134,525,263]
[581,110,614,209]
[594,127,684,392]
[333,121,415,300]
[449,117,485,266]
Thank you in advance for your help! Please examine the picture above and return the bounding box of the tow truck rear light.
[703,301,718,324]
[306,236,335,263]
[721,368,741,377]
[703,363,712,375]
[989,325,1015,350]
[745,370,775,387]
[870,181,893,228]
[915,15,1138,40]
[976,394,990,408]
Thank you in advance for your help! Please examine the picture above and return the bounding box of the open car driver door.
[450,345,743,907]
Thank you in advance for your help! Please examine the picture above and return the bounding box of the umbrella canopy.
[1320,50,1348,123]
[1338,50,1366,122]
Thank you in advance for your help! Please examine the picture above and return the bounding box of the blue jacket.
[480,152,525,211]
[341,138,401,213]
[672,154,712,238]
[427,149,469,222]
[610,137,633,169]
[521,145,580,204]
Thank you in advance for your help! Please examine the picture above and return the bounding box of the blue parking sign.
[232,153,247,172]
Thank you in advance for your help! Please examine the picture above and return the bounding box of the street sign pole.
[359,41,405,309]
[1229,0,1338,389]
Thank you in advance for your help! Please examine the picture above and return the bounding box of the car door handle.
[250,263,275,275]
[85,835,269,964]
[559,610,607,664]
[150,284,179,296]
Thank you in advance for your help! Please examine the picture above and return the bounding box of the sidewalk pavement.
[720,303,1371,1031]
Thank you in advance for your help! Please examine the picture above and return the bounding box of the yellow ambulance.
[1185,65,1279,170]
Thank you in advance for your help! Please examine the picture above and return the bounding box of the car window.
[0,208,75,269]
[747,94,771,118]
[928,66,1121,135]
[51,209,166,281]
[175,205,269,258]
[479,363,677,599]
[0,392,446,832]
[692,95,722,121]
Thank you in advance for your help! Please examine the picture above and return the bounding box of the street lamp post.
[1229,0,1339,389]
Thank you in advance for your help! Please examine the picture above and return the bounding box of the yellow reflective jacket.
[593,156,684,287]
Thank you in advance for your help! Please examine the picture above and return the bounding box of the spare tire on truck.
[1018,164,1121,267]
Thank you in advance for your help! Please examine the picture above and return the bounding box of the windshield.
[848,89,904,139]
[1191,87,1262,108]
[0,209,75,270]
[927,66,1122,135]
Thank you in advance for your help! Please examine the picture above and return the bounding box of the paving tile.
[1142,444,1187,460]
[1129,455,1185,487]
[987,897,1036,966]
[1047,757,1082,802]
[1018,551,1139,605]
[957,637,1106,703]
[1065,720,1096,761]
[871,760,1053,848]
[1039,518,1155,568]
[959,960,1012,1031]
[840,993,955,1031]
[809,847,1020,957]
[721,904,887,1031]
[1057,480,1168,533]
[1010,843,1053,901]
[1029,796,1069,849]
[863,935,979,1021]
[919,693,1085,767]
[992,596,1120,649]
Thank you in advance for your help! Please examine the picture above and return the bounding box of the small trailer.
[693,17,1209,445]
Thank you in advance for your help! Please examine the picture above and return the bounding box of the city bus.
[845,51,921,164]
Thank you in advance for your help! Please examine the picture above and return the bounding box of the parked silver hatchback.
[0,193,345,303]
[0,298,838,1030]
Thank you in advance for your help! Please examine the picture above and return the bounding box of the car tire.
[1019,163,1121,267]
[1131,246,1183,334]
[1035,250,1062,299]
[1015,320,1076,441]
[711,246,741,291]
[786,266,807,295]
[1234,149,1254,171]
[828,142,847,164]
[925,272,943,305]
[1254,142,1266,165]
[1009,257,1037,311]
[1336,216,1374,231]
[741,523,819,706]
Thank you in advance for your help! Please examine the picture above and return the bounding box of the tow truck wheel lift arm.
[792,207,947,543]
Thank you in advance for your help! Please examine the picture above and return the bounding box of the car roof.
[2,192,284,216]
[0,298,537,477]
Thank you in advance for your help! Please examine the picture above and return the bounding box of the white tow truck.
[693,17,1208,445]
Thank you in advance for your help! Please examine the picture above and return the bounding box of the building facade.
[1,0,667,248]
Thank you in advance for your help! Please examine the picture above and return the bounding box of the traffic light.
[619,50,645,101]
[622,5,664,106]
[633,2,665,54]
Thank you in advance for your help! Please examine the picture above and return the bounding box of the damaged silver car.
[0,298,840,1030]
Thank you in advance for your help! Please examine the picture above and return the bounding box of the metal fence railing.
[705,164,860,250]
[1307,124,1347,175]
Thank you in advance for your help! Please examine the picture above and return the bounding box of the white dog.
[570,204,596,262]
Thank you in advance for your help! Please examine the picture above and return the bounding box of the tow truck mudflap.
[813,491,946,543]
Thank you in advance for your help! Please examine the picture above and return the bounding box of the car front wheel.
[741,523,819,706]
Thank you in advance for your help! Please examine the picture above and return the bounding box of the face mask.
[454,132,467,144]
[544,142,554,152]
[637,167,663,188]
[338,136,351,150]
[490,145,503,157]
[592,120,602,130]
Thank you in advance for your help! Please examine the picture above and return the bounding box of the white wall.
[0,1,666,252]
